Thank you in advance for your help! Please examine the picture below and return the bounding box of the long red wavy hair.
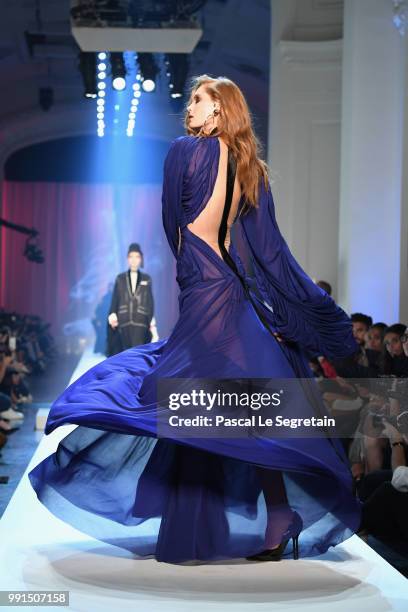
[183,74,269,213]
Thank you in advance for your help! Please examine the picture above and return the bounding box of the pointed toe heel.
[246,510,303,562]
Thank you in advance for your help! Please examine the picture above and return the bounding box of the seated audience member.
[358,416,408,544]
[364,322,387,371]
[366,322,387,352]
[10,370,33,406]
[379,324,408,377]
[316,280,332,296]
[315,314,378,461]
[356,324,408,476]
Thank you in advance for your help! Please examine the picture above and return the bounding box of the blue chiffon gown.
[28,135,362,563]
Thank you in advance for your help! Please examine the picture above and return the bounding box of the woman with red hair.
[29,75,361,565]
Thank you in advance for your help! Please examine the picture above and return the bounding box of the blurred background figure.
[107,242,157,355]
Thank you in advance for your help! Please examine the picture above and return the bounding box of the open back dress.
[28,135,362,564]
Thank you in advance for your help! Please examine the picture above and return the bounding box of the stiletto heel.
[292,534,299,560]
[246,510,303,562]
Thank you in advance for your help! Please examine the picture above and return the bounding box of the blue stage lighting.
[142,79,155,93]
[112,77,126,91]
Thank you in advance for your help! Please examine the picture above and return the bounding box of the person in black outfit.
[107,243,155,356]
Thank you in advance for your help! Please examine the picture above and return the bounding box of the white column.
[268,0,344,302]
[399,21,408,326]
[338,0,407,322]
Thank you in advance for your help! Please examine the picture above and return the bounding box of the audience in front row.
[310,282,408,557]
[0,310,56,441]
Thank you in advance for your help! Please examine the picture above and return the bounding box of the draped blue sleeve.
[238,180,358,360]
[161,136,190,258]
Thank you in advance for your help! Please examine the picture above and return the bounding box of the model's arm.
[162,137,190,258]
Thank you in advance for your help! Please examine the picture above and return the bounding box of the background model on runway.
[107,242,157,356]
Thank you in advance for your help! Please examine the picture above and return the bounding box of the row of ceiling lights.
[78,50,189,137]
[79,50,189,99]
[95,52,142,138]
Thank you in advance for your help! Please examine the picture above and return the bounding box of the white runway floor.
[0,347,407,611]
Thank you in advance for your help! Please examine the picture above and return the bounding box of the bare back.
[186,138,242,259]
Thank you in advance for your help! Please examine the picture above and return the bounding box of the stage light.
[111,52,127,91]
[98,71,106,80]
[112,77,126,91]
[132,83,141,91]
[142,79,155,93]
[98,62,106,71]
[114,104,120,111]
[97,112,104,119]
[98,90,106,98]
[98,52,107,60]
[137,53,159,93]
[24,236,44,263]
[165,53,189,99]
[97,81,106,90]
[130,105,137,112]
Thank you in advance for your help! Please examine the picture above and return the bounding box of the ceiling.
[0,0,271,159]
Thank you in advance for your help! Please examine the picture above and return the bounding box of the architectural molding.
[279,38,342,66]
[0,104,173,173]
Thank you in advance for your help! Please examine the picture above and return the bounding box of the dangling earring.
[199,108,219,137]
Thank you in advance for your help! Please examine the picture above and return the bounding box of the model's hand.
[151,329,159,342]
[108,313,119,329]
[150,317,159,342]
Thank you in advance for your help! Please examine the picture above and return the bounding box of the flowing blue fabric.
[28,135,362,563]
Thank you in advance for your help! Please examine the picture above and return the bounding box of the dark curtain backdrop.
[0,180,179,342]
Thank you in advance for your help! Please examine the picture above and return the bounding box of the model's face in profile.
[128,252,142,272]
[366,327,383,351]
[384,332,404,357]
[186,85,219,131]
[352,322,368,345]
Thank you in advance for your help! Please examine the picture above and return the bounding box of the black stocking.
[256,467,293,548]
